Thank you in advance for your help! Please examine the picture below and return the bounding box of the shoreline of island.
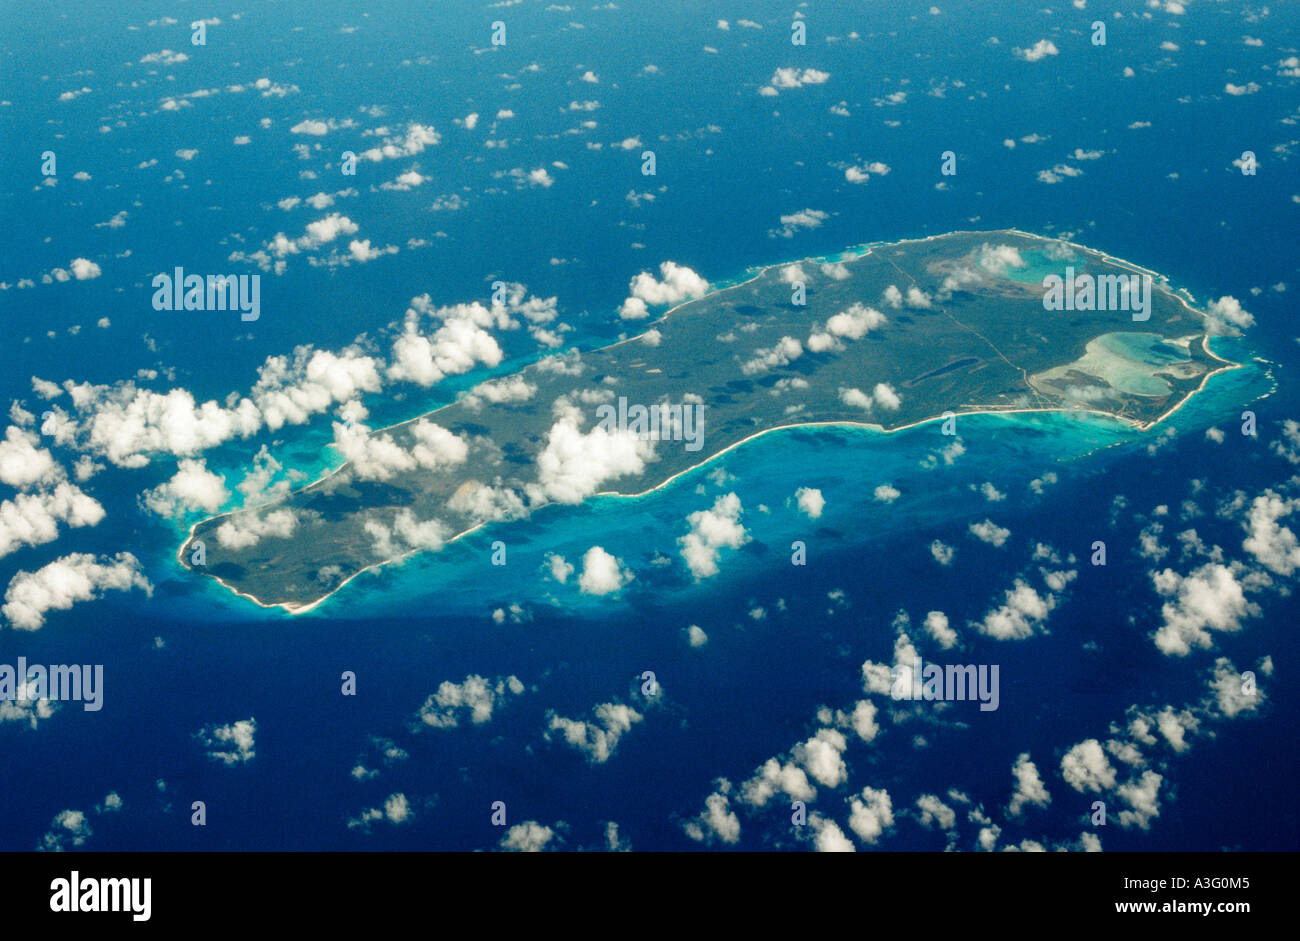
[181,346,1243,616]
[178,229,1249,615]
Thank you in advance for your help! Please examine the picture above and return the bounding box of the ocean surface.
[0,0,1296,851]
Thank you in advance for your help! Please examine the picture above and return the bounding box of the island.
[180,230,1240,612]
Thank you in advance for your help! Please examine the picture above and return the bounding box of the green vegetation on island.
[181,230,1237,611]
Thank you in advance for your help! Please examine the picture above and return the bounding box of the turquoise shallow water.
[151,341,1265,627]
[3,0,1297,854]
[1001,247,1081,285]
[1082,332,1189,396]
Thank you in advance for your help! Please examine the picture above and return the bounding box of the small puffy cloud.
[795,487,825,519]
[384,793,411,823]
[808,303,888,351]
[844,700,879,743]
[499,820,556,852]
[1153,706,1199,753]
[446,482,526,524]
[1269,420,1300,463]
[679,492,749,578]
[683,788,741,844]
[1008,753,1051,817]
[1061,739,1116,793]
[979,482,1006,502]
[1242,491,1300,575]
[978,243,1028,274]
[69,258,101,280]
[744,336,804,374]
[618,298,649,320]
[618,261,709,318]
[359,122,440,163]
[1150,562,1258,656]
[346,239,398,263]
[0,679,56,729]
[301,213,358,248]
[380,170,427,191]
[845,161,890,183]
[882,284,933,309]
[143,458,230,517]
[810,814,856,852]
[0,427,61,489]
[741,758,816,808]
[38,809,92,851]
[577,545,633,595]
[930,540,954,565]
[530,416,655,505]
[546,701,643,764]
[686,624,708,647]
[1205,296,1254,336]
[973,578,1057,640]
[197,717,257,765]
[1224,82,1261,96]
[1115,771,1163,830]
[793,728,849,788]
[0,483,105,559]
[872,382,901,411]
[546,553,575,585]
[761,67,831,95]
[331,420,417,481]
[840,387,873,411]
[1029,471,1059,494]
[1015,39,1059,62]
[923,610,957,649]
[417,674,524,728]
[348,794,413,831]
[140,49,189,65]
[969,519,1010,547]
[214,508,297,549]
[410,421,468,469]
[834,380,899,412]
[916,794,956,830]
[770,208,828,239]
[1205,657,1263,718]
[290,119,330,136]
[387,301,504,388]
[847,786,895,844]
[3,552,151,630]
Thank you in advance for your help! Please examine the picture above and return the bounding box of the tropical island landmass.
[180,229,1240,612]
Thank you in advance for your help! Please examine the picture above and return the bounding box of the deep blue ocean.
[0,1,1296,851]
